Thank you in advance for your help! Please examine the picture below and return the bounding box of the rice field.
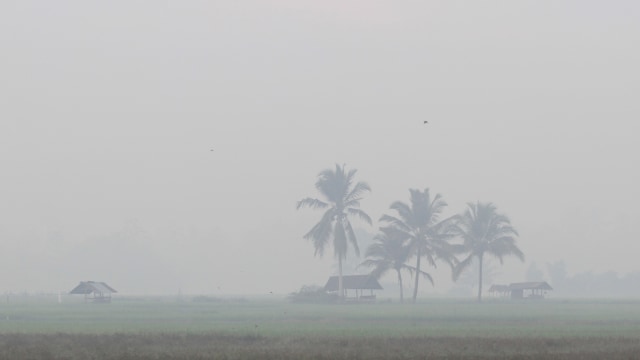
[1,297,640,359]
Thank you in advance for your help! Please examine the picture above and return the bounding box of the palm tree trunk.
[397,269,404,304]
[412,248,421,304]
[477,254,483,303]
[338,256,344,300]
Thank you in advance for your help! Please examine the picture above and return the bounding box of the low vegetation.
[2,332,639,359]
[1,298,640,358]
[288,285,339,304]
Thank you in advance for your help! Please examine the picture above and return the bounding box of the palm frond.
[378,226,412,244]
[362,227,414,284]
[404,264,435,286]
[302,208,336,257]
[359,259,391,279]
[345,181,371,204]
[347,208,372,225]
[343,199,361,208]
[388,201,413,225]
[296,197,329,210]
[452,254,474,280]
[423,250,437,268]
[419,270,435,286]
[487,236,525,262]
[364,242,386,258]
[426,191,448,226]
[379,214,412,232]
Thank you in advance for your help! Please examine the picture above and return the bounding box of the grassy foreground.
[1,297,640,359]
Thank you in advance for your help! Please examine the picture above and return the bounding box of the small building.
[69,281,117,303]
[509,282,553,300]
[488,284,511,298]
[324,274,383,302]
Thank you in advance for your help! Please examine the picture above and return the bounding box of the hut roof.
[324,275,383,292]
[488,284,511,293]
[69,281,117,295]
[508,282,553,291]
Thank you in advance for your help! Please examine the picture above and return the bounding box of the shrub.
[287,285,338,304]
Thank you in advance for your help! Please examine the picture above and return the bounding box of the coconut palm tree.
[296,164,372,299]
[359,227,420,303]
[452,202,525,302]
[379,188,456,303]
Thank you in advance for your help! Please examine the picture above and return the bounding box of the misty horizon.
[1,1,639,297]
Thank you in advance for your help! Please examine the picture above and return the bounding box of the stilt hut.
[69,281,117,303]
[488,284,511,298]
[324,274,383,302]
[509,282,553,300]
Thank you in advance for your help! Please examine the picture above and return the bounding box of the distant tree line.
[547,261,640,298]
[297,164,525,303]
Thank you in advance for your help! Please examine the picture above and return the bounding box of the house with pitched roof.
[69,281,117,303]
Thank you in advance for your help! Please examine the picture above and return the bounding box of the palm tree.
[296,164,372,299]
[452,202,525,302]
[379,188,456,303]
[359,227,419,303]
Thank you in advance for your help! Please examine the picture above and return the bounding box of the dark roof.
[69,281,117,295]
[508,282,553,291]
[324,275,383,292]
[488,284,510,292]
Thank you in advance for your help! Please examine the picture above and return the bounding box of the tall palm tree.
[379,188,456,303]
[452,202,524,302]
[359,227,421,303]
[296,164,372,299]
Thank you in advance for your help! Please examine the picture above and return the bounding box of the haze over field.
[1,1,638,296]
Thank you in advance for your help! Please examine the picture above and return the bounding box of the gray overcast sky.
[1,1,639,295]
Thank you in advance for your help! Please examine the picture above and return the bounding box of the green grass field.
[1,297,640,359]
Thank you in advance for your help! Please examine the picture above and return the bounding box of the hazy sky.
[1,1,639,295]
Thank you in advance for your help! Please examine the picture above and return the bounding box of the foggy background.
[1,1,638,296]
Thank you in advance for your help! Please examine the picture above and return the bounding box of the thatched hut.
[324,274,383,302]
[509,282,553,299]
[488,284,511,298]
[69,281,117,303]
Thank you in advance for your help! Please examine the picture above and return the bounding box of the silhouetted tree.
[526,262,545,281]
[452,202,524,302]
[380,188,456,303]
[333,228,375,277]
[297,164,372,299]
[455,256,502,295]
[360,228,418,303]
